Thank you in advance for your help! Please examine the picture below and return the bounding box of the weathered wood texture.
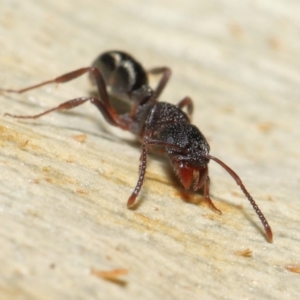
[0,1,299,299]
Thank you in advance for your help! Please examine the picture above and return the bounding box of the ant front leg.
[202,173,222,215]
[177,96,194,120]
[126,132,190,207]
[127,135,150,207]
[147,67,171,98]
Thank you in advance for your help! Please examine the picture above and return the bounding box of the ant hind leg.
[3,67,133,130]
[0,68,91,94]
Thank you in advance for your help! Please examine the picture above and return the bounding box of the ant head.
[158,123,273,242]
[159,124,210,163]
[158,124,210,189]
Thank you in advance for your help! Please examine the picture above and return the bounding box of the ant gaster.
[0,50,273,242]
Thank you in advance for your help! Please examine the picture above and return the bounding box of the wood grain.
[0,1,300,299]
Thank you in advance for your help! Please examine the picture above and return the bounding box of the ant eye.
[167,136,174,144]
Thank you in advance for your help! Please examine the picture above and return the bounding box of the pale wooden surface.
[0,1,300,299]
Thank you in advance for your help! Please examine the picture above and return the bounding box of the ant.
[0,50,273,242]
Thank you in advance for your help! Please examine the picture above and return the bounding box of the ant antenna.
[208,155,273,243]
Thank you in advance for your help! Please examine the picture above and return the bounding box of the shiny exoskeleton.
[0,50,273,242]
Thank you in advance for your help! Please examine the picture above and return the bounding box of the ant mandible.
[0,50,273,242]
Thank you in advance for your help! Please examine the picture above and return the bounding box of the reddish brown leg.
[147,67,171,98]
[208,155,273,242]
[127,136,149,207]
[3,67,132,130]
[203,176,222,215]
[177,96,194,120]
[6,96,121,127]
[0,68,91,94]
[127,136,191,207]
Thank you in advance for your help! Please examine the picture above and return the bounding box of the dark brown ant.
[0,50,273,242]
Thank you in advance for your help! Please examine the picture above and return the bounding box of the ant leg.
[147,67,171,98]
[4,67,133,129]
[127,136,189,207]
[203,176,222,215]
[177,97,194,120]
[127,136,149,207]
[0,68,92,94]
[5,96,121,127]
[0,66,119,118]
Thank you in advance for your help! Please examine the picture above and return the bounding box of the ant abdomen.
[91,51,148,95]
